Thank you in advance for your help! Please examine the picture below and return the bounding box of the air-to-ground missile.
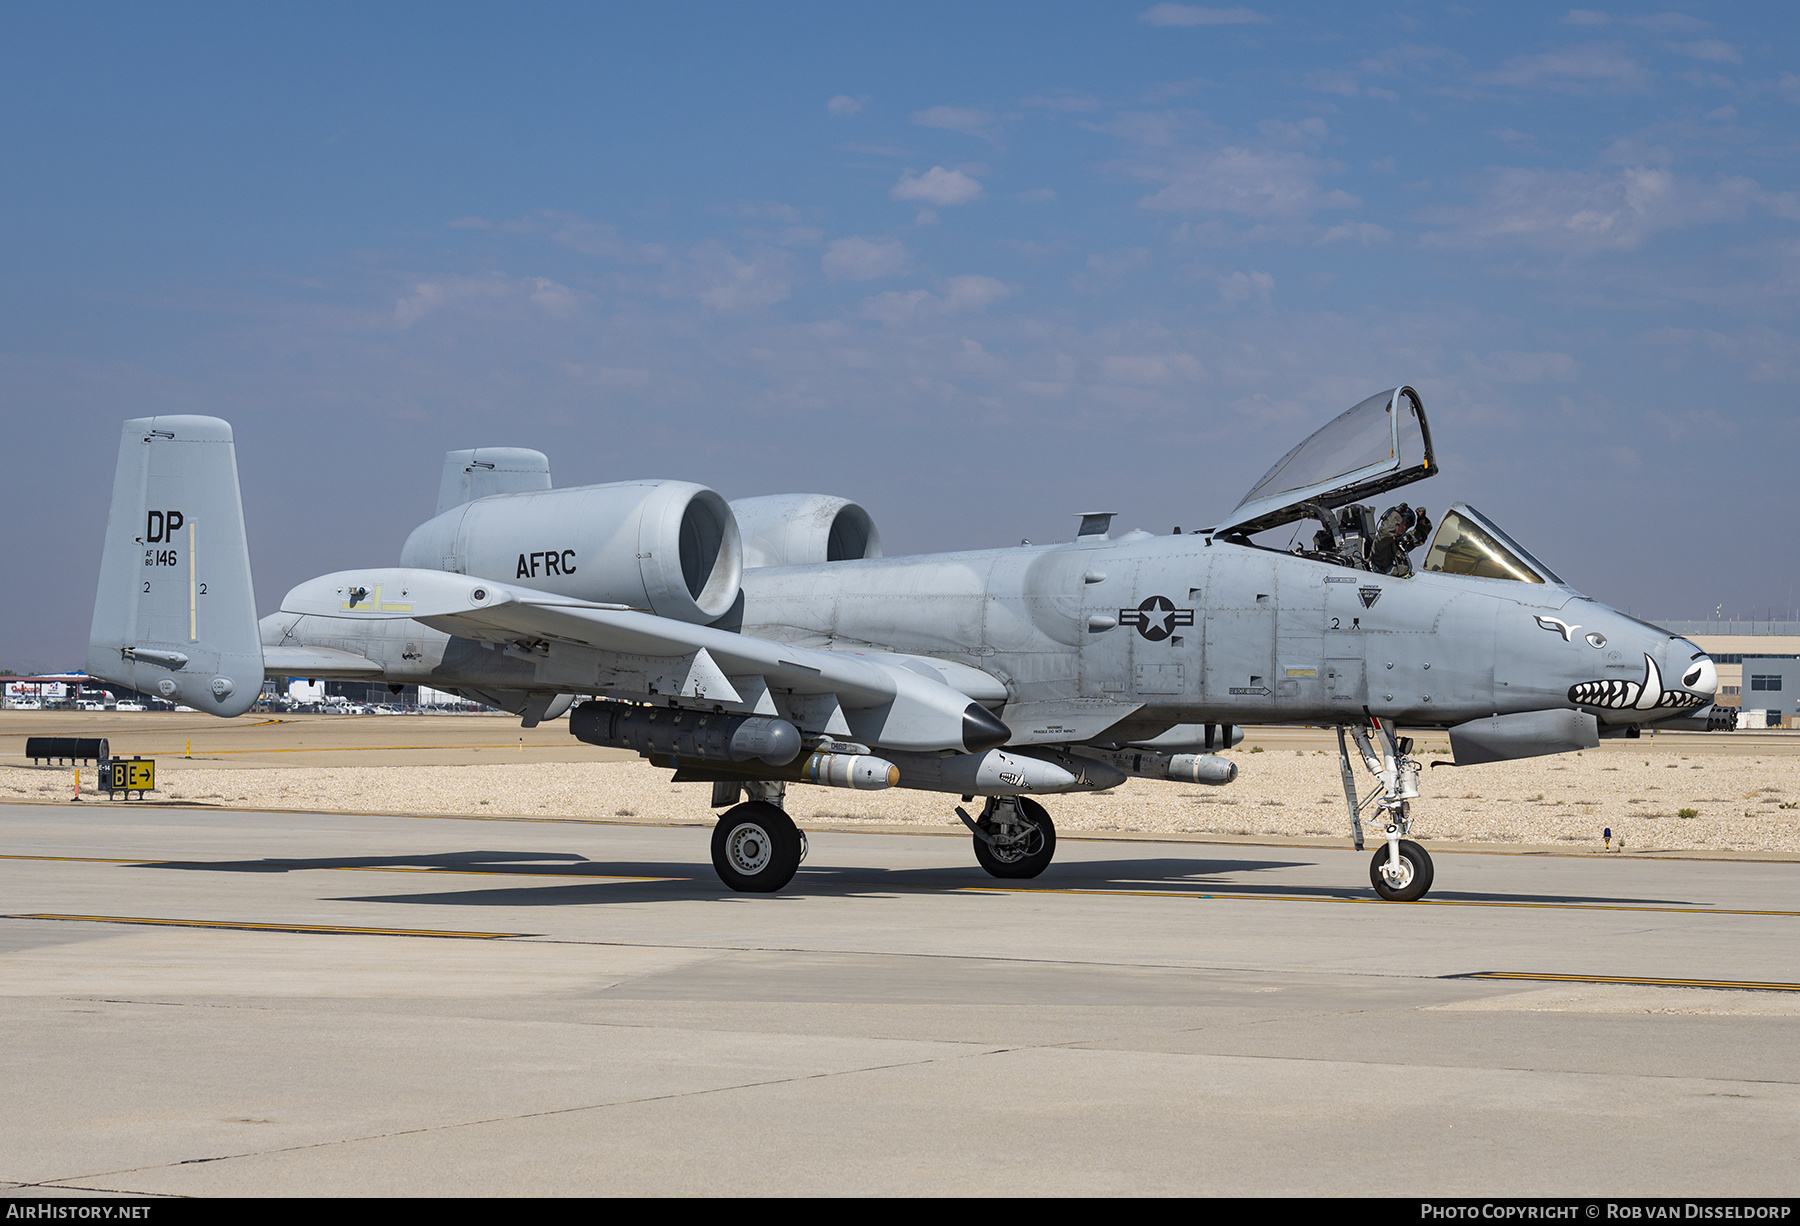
[883,747,1127,795]
[1083,747,1237,785]
[655,748,900,790]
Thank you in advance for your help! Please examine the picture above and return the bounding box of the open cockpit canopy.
[1217,386,1433,538]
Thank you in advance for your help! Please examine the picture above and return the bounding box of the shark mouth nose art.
[1569,654,1710,711]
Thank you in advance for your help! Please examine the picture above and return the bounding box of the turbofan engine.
[400,480,742,625]
[730,494,882,569]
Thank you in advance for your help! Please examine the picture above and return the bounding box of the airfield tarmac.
[2,794,1798,1195]
[2,712,1797,1195]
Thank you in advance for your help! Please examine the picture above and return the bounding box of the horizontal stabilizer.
[261,645,384,678]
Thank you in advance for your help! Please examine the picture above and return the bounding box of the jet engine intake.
[402,480,742,624]
[571,700,801,766]
[730,494,882,568]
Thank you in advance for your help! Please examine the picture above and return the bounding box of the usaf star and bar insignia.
[1119,595,1195,642]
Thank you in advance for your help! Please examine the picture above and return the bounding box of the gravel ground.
[8,743,1799,853]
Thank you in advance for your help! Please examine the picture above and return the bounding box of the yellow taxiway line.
[4,913,527,939]
[1458,970,1800,992]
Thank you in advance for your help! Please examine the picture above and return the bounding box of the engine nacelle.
[730,494,882,569]
[401,480,742,625]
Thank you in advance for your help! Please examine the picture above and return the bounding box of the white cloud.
[1672,39,1740,64]
[1628,12,1709,34]
[1139,4,1270,26]
[1085,248,1151,280]
[528,277,580,316]
[822,236,913,281]
[912,106,1002,143]
[827,94,867,118]
[393,273,584,328]
[859,289,932,324]
[1215,270,1274,308]
[1474,44,1651,93]
[677,242,793,311]
[860,275,1014,323]
[942,275,1014,312]
[1422,166,1766,254]
[1639,326,1800,384]
[1305,68,1360,97]
[1257,116,1329,145]
[892,166,985,207]
[1133,146,1358,220]
[1560,11,1710,33]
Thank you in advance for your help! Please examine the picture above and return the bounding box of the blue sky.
[4,2,1798,669]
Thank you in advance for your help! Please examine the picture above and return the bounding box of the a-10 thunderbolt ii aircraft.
[88,388,1724,900]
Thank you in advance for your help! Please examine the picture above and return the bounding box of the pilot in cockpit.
[1369,502,1432,577]
[1302,501,1432,576]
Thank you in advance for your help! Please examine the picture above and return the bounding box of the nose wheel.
[1369,838,1433,902]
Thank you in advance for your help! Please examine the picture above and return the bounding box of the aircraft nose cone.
[962,702,1012,753]
[1679,652,1718,697]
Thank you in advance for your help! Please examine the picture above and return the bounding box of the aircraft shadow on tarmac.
[135,849,1699,909]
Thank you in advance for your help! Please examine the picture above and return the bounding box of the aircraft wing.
[279,569,1010,753]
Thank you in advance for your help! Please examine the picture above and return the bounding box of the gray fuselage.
[263,528,1707,745]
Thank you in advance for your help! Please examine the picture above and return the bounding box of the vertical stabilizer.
[436,448,551,515]
[87,417,263,717]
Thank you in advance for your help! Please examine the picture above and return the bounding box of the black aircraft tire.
[973,798,1057,879]
[711,802,802,893]
[1369,839,1433,902]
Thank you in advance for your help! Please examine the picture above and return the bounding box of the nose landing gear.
[1337,720,1434,901]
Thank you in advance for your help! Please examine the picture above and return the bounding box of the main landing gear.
[1336,719,1435,902]
[710,781,807,893]
[958,796,1057,879]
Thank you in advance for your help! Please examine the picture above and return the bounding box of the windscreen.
[1423,507,1560,584]
[1235,390,1396,511]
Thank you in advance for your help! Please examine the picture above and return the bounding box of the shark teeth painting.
[1569,654,1710,711]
